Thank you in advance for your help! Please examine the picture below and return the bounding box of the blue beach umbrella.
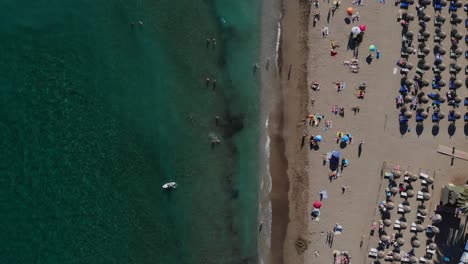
[315,135,322,142]
[332,150,341,159]
[341,135,350,143]
[369,45,377,52]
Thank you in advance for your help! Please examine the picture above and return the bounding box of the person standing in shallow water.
[206,77,210,87]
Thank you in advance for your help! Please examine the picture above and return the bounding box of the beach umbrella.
[369,45,377,52]
[412,239,421,247]
[377,251,385,259]
[403,205,411,213]
[454,80,462,87]
[397,238,405,246]
[423,193,431,200]
[407,47,415,54]
[351,26,361,35]
[438,80,446,87]
[315,135,322,142]
[432,226,440,234]
[359,24,367,32]
[422,31,430,38]
[454,112,461,119]
[405,79,414,86]
[410,173,418,181]
[404,95,413,103]
[420,96,429,103]
[455,33,463,40]
[391,187,399,194]
[404,111,413,118]
[427,177,434,184]
[384,219,392,226]
[393,253,402,261]
[410,256,419,263]
[453,64,462,71]
[346,7,354,15]
[341,135,349,143]
[407,190,415,197]
[423,14,431,22]
[438,112,445,119]
[400,222,408,229]
[438,31,447,38]
[432,214,442,224]
[416,224,424,232]
[380,235,389,242]
[422,47,430,54]
[421,111,428,118]
[451,13,459,19]
[313,201,322,209]
[386,202,395,209]
[420,209,428,215]
[332,150,341,159]
[429,243,437,250]
[454,96,462,103]
[423,63,431,70]
[438,64,446,71]
[406,63,413,70]
[406,31,414,38]
[393,170,402,178]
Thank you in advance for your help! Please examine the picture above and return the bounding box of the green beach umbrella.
[369,45,376,52]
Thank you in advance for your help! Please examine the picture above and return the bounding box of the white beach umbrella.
[351,26,361,35]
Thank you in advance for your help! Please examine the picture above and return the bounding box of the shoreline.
[264,0,311,263]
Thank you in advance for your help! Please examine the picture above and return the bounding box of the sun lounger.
[417,212,426,220]
[432,66,441,74]
[426,246,436,255]
[398,204,405,213]
[394,219,401,229]
[369,248,378,258]
[464,112,468,122]
[399,115,408,124]
[420,256,428,263]
[417,191,424,200]
[416,68,425,75]
[411,222,417,232]
[432,113,440,123]
[400,2,409,9]
[385,255,394,261]
[420,172,429,180]
[448,112,456,122]
[401,191,408,198]
[416,112,424,122]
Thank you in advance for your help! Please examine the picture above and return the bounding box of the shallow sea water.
[0,1,260,263]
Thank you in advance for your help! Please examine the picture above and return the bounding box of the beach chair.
[448,112,456,122]
[464,97,468,106]
[466,35,468,44]
[411,222,417,232]
[434,3,442,11]
[464,112,468,122]
[420,172,429,180]
[465,51,468,59]
[465,19,468,28]
[417,212,427,220]
[398,204,405,213]
[426,246,436,255]
[450,4,458,12]
[416,112,424,122]
[394,219,401,229]
[465,66,468,75]
[417,191,424,200]
[432,113,440,123]
[369,248,378,258]
[400,2,409,9]
[400,191,408,198]
[399,115,409,124]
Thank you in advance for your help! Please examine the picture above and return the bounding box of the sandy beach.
[269,0,468,263]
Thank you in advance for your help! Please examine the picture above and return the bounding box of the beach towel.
[320,189,328,200]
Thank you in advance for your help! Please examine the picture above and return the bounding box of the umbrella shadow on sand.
[416,123,424,137]
[432,124,440,137]
[448,123,456,137]
[400,122,409,136]
[344,17,351,24]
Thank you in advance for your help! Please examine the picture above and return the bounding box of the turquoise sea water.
[0,1,260,263]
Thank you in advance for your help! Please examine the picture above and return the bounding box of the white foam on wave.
[275,19,281,72]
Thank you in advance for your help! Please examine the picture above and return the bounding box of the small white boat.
[162,182,177,189]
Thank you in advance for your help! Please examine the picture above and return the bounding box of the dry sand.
[270,0,468,263]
